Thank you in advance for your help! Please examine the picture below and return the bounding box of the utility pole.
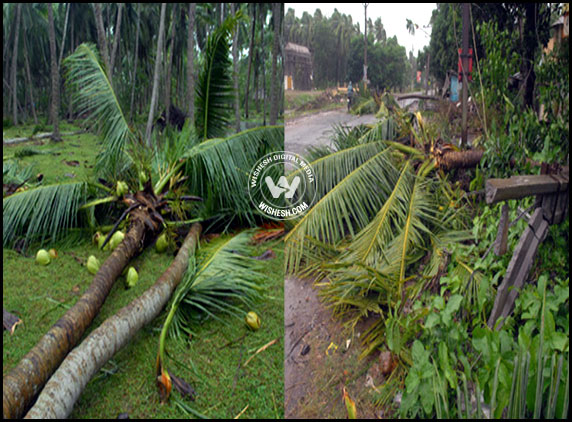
[461,3,470,147]
[363,3,369,89]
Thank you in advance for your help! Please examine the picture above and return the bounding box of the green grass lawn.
[3,122,284,419]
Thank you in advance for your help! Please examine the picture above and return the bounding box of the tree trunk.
[109,3,123,83]
[57,3,70,69]
[24,224,202,419]
[94,4,111,81]
[232,4,240,133]
[23,45,38,125]
[11,3,22,126]
[2,217,156,419]
[129,3,141,123]
[244,4,257,119]
[186,3,196,123]
[437,149,484,170]
[48,3,61,141]
[164,4,177,123]
[269,3,281,125]
[261,6,267,126]
[145,3,167,147]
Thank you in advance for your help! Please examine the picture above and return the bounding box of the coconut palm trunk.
[3,209,160,419]
[145,3,167,146]
[244,4,256,119]
[48,3,61,141]
[269,3,281,126]
[232,3,240,133]
[93,3,111,78]
[11,4,21,126]
[25,224,202,419]
[186,3,196,122]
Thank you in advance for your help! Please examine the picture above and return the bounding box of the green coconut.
[126,267,139,288]
[245,311,261,331]
[87,255,101,275]
[98,233,109,250]
[109,231,125,250]
[156,233,169,253]
[48,248,58,259]
[116,181,128,197]
[35,249,51,266]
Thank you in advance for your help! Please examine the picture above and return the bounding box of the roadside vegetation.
[285,3,569,418]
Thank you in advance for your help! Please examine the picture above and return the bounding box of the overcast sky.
[285,3,437,55]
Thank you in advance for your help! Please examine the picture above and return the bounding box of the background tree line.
[284,7,410,92]
[3,3,283,132]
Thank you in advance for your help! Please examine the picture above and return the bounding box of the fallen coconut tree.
[3,185,165,419]
[24,223,202,419]
[4,17,281,419]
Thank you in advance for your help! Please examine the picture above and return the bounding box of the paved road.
[285,109,377,156]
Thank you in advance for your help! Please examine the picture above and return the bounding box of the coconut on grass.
[35,249,51,266]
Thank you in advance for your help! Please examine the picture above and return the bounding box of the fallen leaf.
[343,387,357,419]
[3,308,22,334]
[168,371,196,401]
[63,159,80,167]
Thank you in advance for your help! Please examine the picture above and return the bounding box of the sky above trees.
[285,3,436,55]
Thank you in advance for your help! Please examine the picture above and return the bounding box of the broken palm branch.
[156,231,266,403]
[24,224,202,419]
[3,181,87,248]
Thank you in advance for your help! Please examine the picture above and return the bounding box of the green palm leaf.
[289,141,388,202]
[285,147,398,273]
[163,231,265,341]
[340,162,412,267]
[63,43,135,178]
[153,125,283,225]
[3,182,87,247]
[195,14,238,140]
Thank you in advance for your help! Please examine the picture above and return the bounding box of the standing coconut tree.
[93,3,111,77]
[244,3,257,119]
[145,3,167,146]
[232,3,241,133]
[269,2,281,125]
[186,3,196,122]
[48,3,61,141]
[11,3,22,126]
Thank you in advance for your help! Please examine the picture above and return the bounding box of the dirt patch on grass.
[284,276,384,419]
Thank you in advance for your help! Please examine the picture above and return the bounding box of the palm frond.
[167,231,265,339]
[63,43,135,178]
[285,147,398,273]
[181,126,284,225]
[340,162,412,267]
[288,141,388,203]
[3,182,87,247]
[195,14,237,140]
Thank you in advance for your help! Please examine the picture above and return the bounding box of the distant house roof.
[285,42,311,57]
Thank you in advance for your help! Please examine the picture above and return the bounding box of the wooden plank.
[494,203,509,256]
[488,208,549,329]
[486,174,569,204]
